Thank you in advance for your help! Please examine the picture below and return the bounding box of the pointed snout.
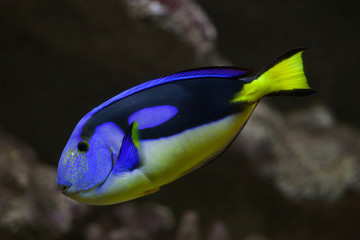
[58,184,71,193]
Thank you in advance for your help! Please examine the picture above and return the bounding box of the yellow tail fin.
[232,48,313,103]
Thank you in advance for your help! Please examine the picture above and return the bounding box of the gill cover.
[57,121,115,194]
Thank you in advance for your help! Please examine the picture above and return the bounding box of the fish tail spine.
[232,48,314,103]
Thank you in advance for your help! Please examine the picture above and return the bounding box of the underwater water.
[1,0,359,239]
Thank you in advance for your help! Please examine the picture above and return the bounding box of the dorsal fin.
[91,67,253,114]
[159,67,253,81]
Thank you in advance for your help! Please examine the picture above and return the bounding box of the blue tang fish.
[57,49,313,205]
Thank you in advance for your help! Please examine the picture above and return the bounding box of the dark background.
[1,0,359,239]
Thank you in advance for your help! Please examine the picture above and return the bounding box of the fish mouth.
[58,184,72,194]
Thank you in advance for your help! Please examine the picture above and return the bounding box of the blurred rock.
[124,0,228,65]
[82,206,234,240]
[207,221,232,240]
[243,234,270,240]
[175,210,200,240]
[83,203,175,240]
[175,211,233,240]
[125,0,216,51]
[237,104,360,201]
[0,128,88,240]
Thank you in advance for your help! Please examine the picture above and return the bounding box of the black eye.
[77,141,89,152]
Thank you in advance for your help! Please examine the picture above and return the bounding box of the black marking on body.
[80,77,248,140]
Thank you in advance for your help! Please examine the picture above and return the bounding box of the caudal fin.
[232,48,314,103]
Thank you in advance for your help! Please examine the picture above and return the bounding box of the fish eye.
[77,141,89,152]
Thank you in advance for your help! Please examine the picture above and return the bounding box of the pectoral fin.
[113,122,141,173]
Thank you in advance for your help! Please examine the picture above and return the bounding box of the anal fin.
[142,188,160,196]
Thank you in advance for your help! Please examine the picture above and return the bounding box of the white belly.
[140,108,254,186]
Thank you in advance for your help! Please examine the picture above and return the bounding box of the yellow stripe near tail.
[232,49,312,103]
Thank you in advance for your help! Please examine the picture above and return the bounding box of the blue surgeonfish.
[57,49,314,205]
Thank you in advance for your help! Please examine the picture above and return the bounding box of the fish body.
[57,49,313,205]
